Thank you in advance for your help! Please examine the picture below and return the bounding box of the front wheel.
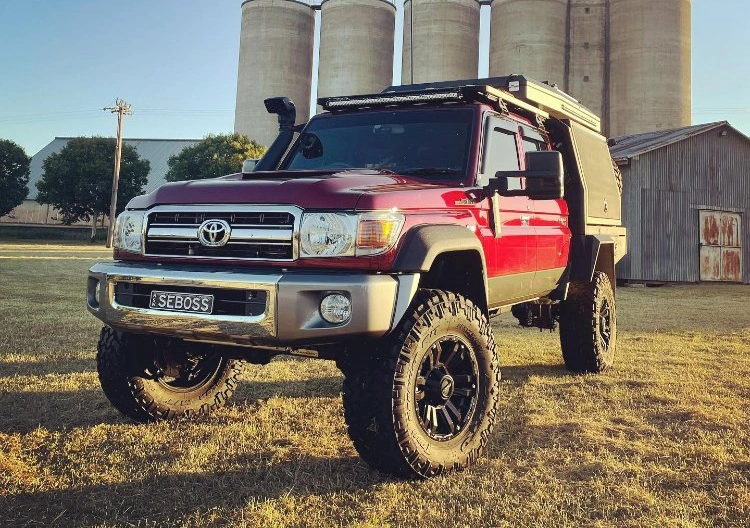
[559,271,617,373]
[342,290,501,479]
[96,326,243,422]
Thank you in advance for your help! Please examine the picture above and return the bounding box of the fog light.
[320,294,351,324]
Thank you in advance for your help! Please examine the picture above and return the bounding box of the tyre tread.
[96,326,243,422]
[559,272,616,373]
[342,289,501,478]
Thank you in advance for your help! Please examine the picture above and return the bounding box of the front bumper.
[87,262,419,347]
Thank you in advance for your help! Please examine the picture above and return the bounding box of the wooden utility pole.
[104,99,132,247]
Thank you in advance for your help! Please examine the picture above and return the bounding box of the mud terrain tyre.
[342,290,501,479]
[559,271,616,373]
[97,326,242,422]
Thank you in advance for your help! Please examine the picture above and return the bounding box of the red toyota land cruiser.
[88,75,626,478]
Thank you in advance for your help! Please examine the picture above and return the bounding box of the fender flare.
[569,234,616,286]
[392,224,489,302]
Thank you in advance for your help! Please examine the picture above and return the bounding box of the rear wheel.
[341,290,501,478]
[96,326,243,422]
[559,271,617,373]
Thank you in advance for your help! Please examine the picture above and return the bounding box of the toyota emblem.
[197,219,231,247]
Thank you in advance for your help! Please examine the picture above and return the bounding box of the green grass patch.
[0,224,108,241]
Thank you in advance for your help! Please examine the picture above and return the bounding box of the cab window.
[481,116,521,190]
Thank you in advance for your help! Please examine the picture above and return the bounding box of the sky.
[0,0,748,156]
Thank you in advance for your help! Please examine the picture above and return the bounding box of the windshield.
[283,107,475,179]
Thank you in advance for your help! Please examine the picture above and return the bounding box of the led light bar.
[320,90,464,111]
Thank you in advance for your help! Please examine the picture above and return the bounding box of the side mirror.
[486,151,564,200]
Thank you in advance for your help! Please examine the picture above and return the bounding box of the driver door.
[479,115,536,307]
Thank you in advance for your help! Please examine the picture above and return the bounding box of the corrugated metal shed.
[609,122,734,161]
[26,137,200,199]
[611,122,750,284]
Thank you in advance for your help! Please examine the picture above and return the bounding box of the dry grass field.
[1,241,748,527]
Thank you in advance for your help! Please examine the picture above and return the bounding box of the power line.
[0,111,103,124]
[0,108,233,124]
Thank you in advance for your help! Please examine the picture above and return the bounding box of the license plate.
[149,290,214,314]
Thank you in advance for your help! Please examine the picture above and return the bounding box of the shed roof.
[27,137,200,199]
[609,121,750,161]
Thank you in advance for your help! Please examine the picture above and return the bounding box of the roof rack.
[318,74,600,133]
[387,75,601,133]
[386,75,600,132]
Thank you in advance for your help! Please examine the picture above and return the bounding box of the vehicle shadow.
[0,388,123,434]
[0,358,95,377]
[500,363,570,384]
[1,454,390,527]
[0,377,344,434]
[233,375,342,401]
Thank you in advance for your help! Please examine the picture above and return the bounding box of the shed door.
[699,210,742,282]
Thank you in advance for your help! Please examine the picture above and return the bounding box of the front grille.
[114,283,267,317]
[145,241,291,259]
[144,206,298,261]
[150,211,293,226]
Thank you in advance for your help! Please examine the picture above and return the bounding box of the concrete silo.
[318,0,396,99]
[609,0,691,137]
[401,0,480,84]
[567,0,607,125]
[489,0,568,87]
[234,0,315,147]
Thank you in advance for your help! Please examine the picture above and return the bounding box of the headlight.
[299,211,404,258]
[113,211,145,253]
[299,213,357,257]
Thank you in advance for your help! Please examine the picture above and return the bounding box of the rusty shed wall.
[617,128,750,284]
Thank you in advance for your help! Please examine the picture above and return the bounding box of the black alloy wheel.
[97,326,243,422]
[559,271,617,373]
[341,289,501,479]
[598,298,613,351]
[153,347,224,392]
[414,336,479,441]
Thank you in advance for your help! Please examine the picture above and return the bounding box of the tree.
[165,133,266,182]
[36,137,149,232]
[0,139,31,217]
